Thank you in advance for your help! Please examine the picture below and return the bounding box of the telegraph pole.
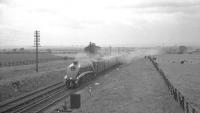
[34,30,40,72]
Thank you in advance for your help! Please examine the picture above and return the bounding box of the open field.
[0,52,75,67]
[0,59,73,102]
[0,53,62,62]
[0,48,156,103]
[155,54,200,109]
[0,48,80,102]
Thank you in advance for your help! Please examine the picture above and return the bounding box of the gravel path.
[70,58,184,113]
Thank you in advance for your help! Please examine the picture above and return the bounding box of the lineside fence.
[0,57,74,68]
[148,56,199,113]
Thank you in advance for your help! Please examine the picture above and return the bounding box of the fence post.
[174,88,178,102]
[178,91,181,103]
[186,102,189,113]
[166,79,170,88]
[171,86,174,95]
[168,82,172,92]
[181,96,185,111]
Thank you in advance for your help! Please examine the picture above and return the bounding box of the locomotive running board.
[77,71,94,79]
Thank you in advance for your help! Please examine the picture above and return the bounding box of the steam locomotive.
[64,56,121,88]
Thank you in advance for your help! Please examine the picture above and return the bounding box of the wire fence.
[147,56,199,113]
[0,57,74,68]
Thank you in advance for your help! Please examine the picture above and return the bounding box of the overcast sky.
[0,0,200,47]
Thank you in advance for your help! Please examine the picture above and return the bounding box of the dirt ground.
[53,58,184,113]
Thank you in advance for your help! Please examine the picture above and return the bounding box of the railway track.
[0,81,65,113]
[0,79,94,113]
[0,64,121,113]
[34,88,79,113]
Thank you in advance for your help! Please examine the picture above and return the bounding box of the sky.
[0,0,200,47]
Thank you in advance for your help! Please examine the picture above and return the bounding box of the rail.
[0,82,64,113]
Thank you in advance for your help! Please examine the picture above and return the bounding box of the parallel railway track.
[0,79,94,113]
[0,63,121,113]
[0,81,65,113]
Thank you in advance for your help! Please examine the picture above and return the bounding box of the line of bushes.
[0,57,74,68]
[148,56,199,113]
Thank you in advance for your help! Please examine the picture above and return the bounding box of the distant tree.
[12,48,17,52]
[46,49,52,53]
[3,49,7,52]
[179,46,187,54]
[19,48,25,52]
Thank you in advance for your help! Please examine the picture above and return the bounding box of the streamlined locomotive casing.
[64,56,121,88]
[64,61,95,88]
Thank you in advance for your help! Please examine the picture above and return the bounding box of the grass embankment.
[0,60,73,102]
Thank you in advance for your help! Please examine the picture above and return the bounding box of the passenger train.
[64,56,121,88]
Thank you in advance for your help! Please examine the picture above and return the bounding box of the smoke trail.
[74,48,164,66]
[74,52,93,67]
[120,48,163,64]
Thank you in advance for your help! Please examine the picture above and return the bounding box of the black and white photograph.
[0,0,200,113]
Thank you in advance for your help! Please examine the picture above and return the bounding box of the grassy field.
[0,59,74,102]
[0,49,78,102]
[0,52,76,67]
[155,53,200,109]
[0,53,62,62]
